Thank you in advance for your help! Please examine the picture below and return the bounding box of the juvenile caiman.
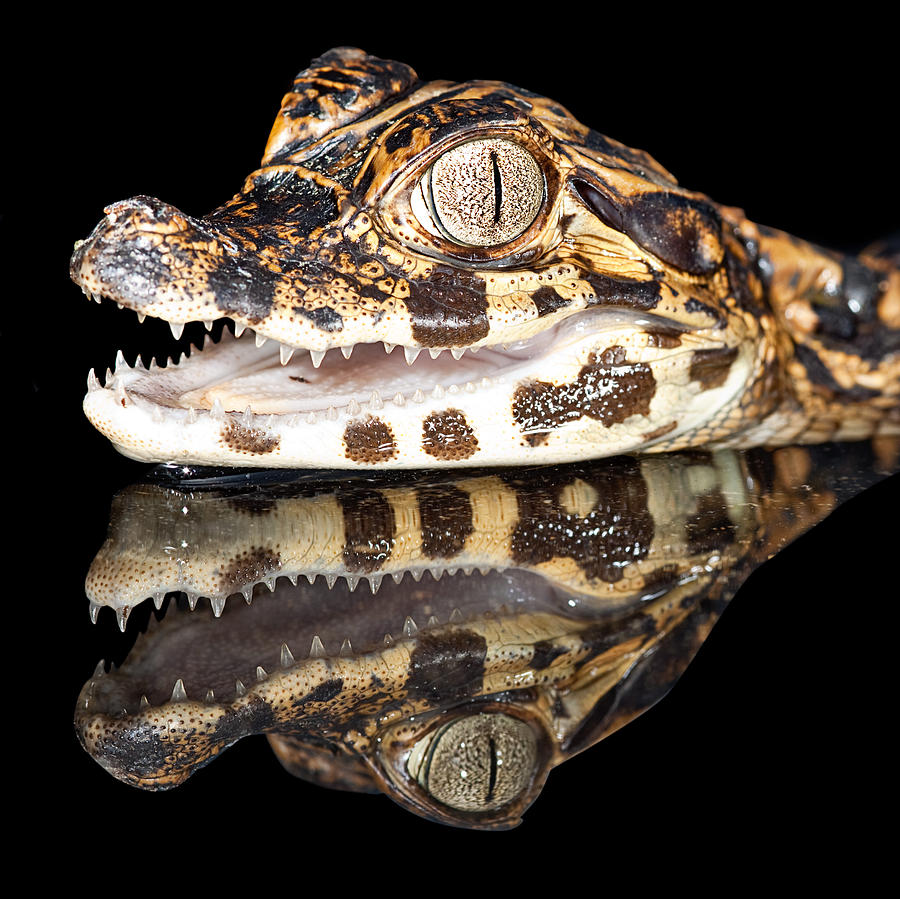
[69,48,900,468]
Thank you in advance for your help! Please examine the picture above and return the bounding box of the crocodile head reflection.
[75,443,897,828]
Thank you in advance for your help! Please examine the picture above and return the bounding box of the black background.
[13,11,897,878]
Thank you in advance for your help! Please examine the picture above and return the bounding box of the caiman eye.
[414,138,544,247]
[406,713,538,812]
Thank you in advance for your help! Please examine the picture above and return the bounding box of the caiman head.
[69,47,900,468]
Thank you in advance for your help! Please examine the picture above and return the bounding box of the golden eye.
[406,713,538,813]
[416,138,544,247]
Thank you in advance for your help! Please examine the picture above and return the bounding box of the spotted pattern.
[221,420,280,455]
[513,346,657,446]
[422,409,479,461]
[343,417,398,463]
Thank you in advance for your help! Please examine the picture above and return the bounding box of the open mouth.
[91,306,686,419]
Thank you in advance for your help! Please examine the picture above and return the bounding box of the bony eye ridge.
[423,138,544,247]
[406,712,538,812]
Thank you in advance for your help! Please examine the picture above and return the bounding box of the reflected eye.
[414,138,544,247]
[406,713,538,812]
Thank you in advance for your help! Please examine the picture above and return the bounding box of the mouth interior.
[91,568,595,715]
[113,308,689,416]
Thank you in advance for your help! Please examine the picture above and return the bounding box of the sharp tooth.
[186,592,199,611]
[187,406,198,424]
[309,635,327,658]
[404,347,420,365]
[306,411,317,425]
[427,615,440,628]
[87,369,101,393]
[325,575,337,590]
[255,332,268,348]
[411,570,423,582]
[256,666,267,683]
[384,633,394,647]
[115,349,128,371]
[89,601,101,624]
[450,347,465,360]
[153,592,165,609]
[340,637,353,657]
[104,368,114,387]
[370,391,383,410]
[169,322,184,340]
[211,398,225,421]
[234,322,246,338]
[429,348,443,359]
[346,575,359,592]
[327,405,338,421]
[430,568,444,581]
[92,292,102,304]
[203,319,214,331]
[137,312,146,323]
[347,398,361,415]
[235,679,246,697]
[241,586,253,604]
[310,349,326,368]
[393,392,405,407]
[171,679,187,702]
[341,345,354,359]
[140,695,150,710]
[480,376,493,389]
[241,406,254,427]
[280,642,295,667]
[116,302,124,310]
[465,381,476,393]
[403,616,419,637]
[412,389,425,403]
[210,596,226,617]
[280,344,295,365]
[265,577,276,592]
[368,575,383,594]
[448,384,459,394]
[152,404,165,423]
[383,342,396,354]
[205,689,216,703]
[391,571,404,584]
[116,606,130,632]
[449,608,463,622]
[432,385,445,399]
[305,573,317,585]
[93,660,106,678]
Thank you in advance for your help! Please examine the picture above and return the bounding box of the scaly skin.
[74,441,898,827]
[70,48,900,467]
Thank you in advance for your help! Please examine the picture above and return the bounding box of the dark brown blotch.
[512,345,656,444]
[338,489,395,573]
[222,420,280,454]
[417,485,474,559]
[404,266,489,347]
[344,416,398,463]
[689,346,739,390]
[406,629,488,703]
[219,547,282,590]
[422,408,479,461]
[685,490,736,554]
[508,459,654,583]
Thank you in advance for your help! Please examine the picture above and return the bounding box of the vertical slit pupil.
[490,151,502,224]
[487,736,498,800]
